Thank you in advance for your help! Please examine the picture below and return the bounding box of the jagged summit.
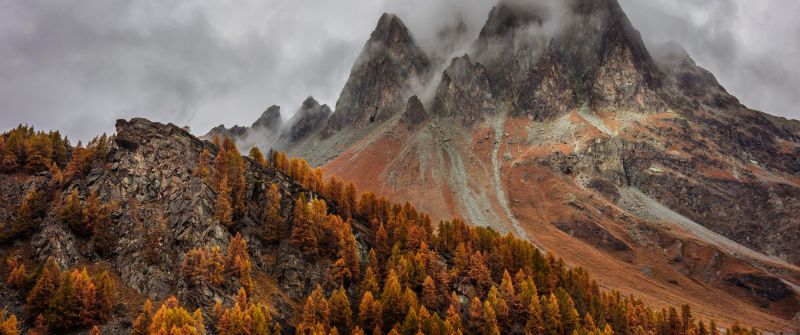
[285,96,331,142]
[370,13,416,49]
[323,13,431,137]
[252,105,282,130]
[431,54,495,126]
[474,0,669,119]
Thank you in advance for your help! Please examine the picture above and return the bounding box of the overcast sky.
[1,0,798,142]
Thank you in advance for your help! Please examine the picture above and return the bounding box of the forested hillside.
[0,120,765,335]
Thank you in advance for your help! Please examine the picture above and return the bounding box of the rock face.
[475,0,667,119]
[10,118,366,316]
[324,13,431,136]
[431,55,496,126]
[401,95,427,129]
[283,97,332,142]
[205,105,282,141]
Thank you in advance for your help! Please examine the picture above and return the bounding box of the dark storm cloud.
[1,0,798,142]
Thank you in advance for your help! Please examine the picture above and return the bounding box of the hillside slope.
[2,118,781,334]
[206,0,800,330]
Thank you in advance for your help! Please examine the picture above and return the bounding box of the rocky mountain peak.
[431,54,495,126]
[323,13,431,137]
[252,105,282,130]
[371,13,416,50]
[478,1,547,40]
[474,0,669,118]
[286,97,332,142]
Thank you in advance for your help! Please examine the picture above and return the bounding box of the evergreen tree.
[291,194,319,257]
[557,290,580,334]
[93,271,115,323]
[358,292,382,333]
[215,175,233,226]
[263,183,283,243]
[381,270,404,330]
[194,148,213,183]
[525,295,544,335]
[542,294,561,335]
[131,299,153,335]
[330,286,353,334]
[249,147,267,166]
[26,257,61,315]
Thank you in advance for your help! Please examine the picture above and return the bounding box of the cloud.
[0,0,797,142]
[618,0,800,120]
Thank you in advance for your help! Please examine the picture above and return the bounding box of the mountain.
[1,1,799,332]
[323,13,431,137]
[1,118,775,334]
[204,0,800,330]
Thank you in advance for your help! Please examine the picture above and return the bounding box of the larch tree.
[194,148,213,183]
[262,183,283,243]
[290,194,319,257]
[330,286,353,334]
[381,270,405,330]
[542,294,562,335]
[525,295,544,335]
[249,147,267,166]
[358,292,382,333]
[215,175,233,226]
[26,257,61,315]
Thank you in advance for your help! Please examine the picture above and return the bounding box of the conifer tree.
[542,294,562,335]
[400,307,420,335]
[558,290,580,334]
[194,148,213,183]
[263,183,283,243]
[249,147,267,166]
[381,270,404,330]
[525,295,544,335]
[58,188,84,235]
[299,285,330,334]
[26,257,61,315]
[337,220,361,280]
[93,271,115,323]
[467,297,483,333]
[25,132,53,172]
[215,175,233,226]
[11,187,46,239]
[131,299,153,335]
[291,194,319,257]
[226,233,254,293]
[147,296,204,334]
[359,291,382,333]
[49,161,63,189]
[421,276,440,310]
[482,301,501,335]
[330,286,353,334]
[361,266,380,297]
[343,182,357,219]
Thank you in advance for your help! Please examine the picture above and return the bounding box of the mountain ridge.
[201,0,800,329]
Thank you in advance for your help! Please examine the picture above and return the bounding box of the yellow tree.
[249,147,267,166]
[215,175,233,226]
[262,183,283,243]
[329,286,353,334]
